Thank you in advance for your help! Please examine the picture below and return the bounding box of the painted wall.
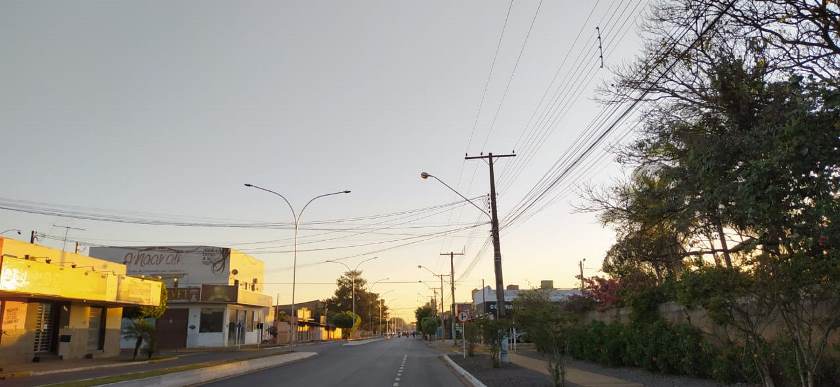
[229,251,264,292]
[89,246,231,286]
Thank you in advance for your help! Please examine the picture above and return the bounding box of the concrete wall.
[583,301,840,349]
[0,300,33,366]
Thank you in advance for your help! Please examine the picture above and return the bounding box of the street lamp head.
[420,172,430,180]
[243,183,253,187]
[417,265,422,269]
[342,190,351,194]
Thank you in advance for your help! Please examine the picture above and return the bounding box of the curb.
[441,354,487,387]
[100,352,317,387]
[35,356,178,376]
[0,356,178,380]
[343,338,383,346]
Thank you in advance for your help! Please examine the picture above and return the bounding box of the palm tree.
[123,319,155,360]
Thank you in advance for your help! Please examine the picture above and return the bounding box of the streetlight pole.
[419,265,452,338]
[377,289,393,336]
[326,256,379,332]
[370,279,390,335]
[244,183,350,351]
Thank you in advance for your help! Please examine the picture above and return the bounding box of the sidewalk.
[509,352,642,387]
[426,340,642,387]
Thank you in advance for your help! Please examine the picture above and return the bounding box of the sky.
[0,0,648,322]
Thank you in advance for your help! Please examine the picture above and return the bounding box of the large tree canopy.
[324,270,389,332]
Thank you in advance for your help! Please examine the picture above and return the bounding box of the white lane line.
[392,353,407,386]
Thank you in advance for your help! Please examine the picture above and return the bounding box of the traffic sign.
[457,310,471,322]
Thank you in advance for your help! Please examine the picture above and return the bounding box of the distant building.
[471,282,579,316]
[89,246,272,349]
[272,300,342,342]
[0,238,161,365]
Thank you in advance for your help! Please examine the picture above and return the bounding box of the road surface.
[204,337,464,387]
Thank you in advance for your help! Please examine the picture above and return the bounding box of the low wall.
[582,301,840,348]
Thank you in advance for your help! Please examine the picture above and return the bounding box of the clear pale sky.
[0,1,646,321]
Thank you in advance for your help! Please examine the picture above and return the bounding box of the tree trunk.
[715,216,732,268]
[133,337,143,360]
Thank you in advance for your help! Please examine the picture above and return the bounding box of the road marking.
[392,354,407,387]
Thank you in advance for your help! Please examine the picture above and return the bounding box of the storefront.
[89,245,272,349]
[0,238,162,365]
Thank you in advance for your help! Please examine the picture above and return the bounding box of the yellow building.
[0,237,161,365]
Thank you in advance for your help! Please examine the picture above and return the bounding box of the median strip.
[343,338,384,346]
[43,351,316,387]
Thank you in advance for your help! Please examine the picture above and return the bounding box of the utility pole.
[465,152,515,318]
[30,230,36,244]
[441,251,463,343]
[579,258,586,292]
[466,152,514,363]
[482,279,486,315]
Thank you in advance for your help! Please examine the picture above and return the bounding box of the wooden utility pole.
[441,251,463,343]
[579,259,586,291]
[465,152,515,318]
[466,152,514,364]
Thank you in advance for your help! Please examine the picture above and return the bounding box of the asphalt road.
[204,337,465,387]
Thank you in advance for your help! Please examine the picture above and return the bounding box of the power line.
[502,0,734,228]
[479,0,545,151]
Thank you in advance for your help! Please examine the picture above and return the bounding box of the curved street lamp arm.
[299,191,351,224]
[326,259,352,272]
[421,173,490,219]
[354,256,380,271]
[243,184,297,222]
[417,265,440,277]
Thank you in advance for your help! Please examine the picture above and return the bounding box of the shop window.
[199,308,224,333]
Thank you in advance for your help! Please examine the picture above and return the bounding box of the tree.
[122,280,166,361]
[325,270,388,333]
[463,320,481,356]
[414,304,436,334]
[586,0,840,384]
[331,311,357,339]
[476,316,512,368]
[420,316,439,341]
[123,318,155,360]
[515,290,578,386]
[123,281,168,320]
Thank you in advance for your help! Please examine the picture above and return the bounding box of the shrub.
[563,319,761,384]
